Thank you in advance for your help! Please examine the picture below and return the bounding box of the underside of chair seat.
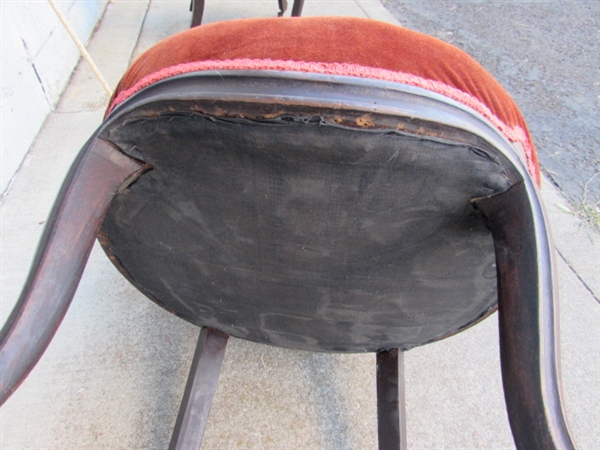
[97,16,543,353]
[107,16,540,184]
[100,92,516,352]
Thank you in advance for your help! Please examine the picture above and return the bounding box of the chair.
[190,0,305,27]
[0,17,575,450]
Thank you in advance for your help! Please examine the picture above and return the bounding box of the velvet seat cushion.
[107,17,539,183]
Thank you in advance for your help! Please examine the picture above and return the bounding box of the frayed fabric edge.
[107,58,538,182]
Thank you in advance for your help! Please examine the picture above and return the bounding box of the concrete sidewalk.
[1,1,598,449]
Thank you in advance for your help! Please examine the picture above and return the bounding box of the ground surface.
[382,0,599,217]
[0,2,598,449]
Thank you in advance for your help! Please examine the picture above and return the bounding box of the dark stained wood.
[291,0,304,16]
[169,328,229,450]
[0,138,145,405]
[277,0,288,16]
[474,182,575,450]
[190,0,304,27]
[190,0,204,28]
[377,349,407,450]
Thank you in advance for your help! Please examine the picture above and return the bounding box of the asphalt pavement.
[382,0,600,221]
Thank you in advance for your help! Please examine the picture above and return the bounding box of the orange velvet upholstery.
[108,17,539,182]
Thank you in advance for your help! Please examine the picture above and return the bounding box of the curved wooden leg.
[377,349,407,450]
[190,0,205,28]
[277,0,288,17]
[475,181,575,450]
[0,138,145,405]
[278,0,303,17]
[169,327,229,450]
[291,0,304,16]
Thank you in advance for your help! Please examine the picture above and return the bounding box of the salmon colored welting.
[108,17,540,183]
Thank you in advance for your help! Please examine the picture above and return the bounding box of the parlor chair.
[190,0,305,27]
[0,17,575,450]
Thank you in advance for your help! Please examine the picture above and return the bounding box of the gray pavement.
[1,1,598,449]
[381,0,600,221]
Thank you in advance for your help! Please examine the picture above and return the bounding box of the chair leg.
[190,0,205,28]
[277,0,288,17]
[0,138,145,405]
[474,181,575,450]
[291,0,305,16]
[377,349,407,450]
[278,0,303,17]
[169,327,229,450]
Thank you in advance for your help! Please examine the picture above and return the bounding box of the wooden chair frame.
[190,0,305,27]
[0,71,575,450]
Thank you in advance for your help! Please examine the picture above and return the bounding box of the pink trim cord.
[108,59,537,177]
